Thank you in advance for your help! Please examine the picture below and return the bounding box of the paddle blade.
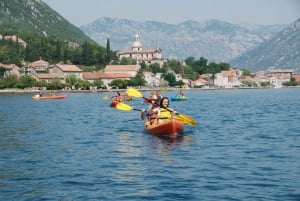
[115,102,133,111]
[173,115,195,126]
[103,95,109,100]
[126,88,143,98]
[180,114,196,126]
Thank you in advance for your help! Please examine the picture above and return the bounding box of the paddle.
[116,102,194,126]
[125,88,196,126]
[116,102,142,111]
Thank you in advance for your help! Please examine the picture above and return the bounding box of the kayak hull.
[32,95,67,100]
[171,96,188,101]
[144,119,184,138]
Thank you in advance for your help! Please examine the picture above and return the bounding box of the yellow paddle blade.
[126,88,143,98]
[103,96,109,100]
[173,115,196,126]
[180,114,196,126]
[115,102,133,111]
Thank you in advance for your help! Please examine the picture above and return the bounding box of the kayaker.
[145,91,155,104]
[157,97,177,123]
[176,90,184,98]
[50,90,56,96]
[111,92,122,107]
[141,95,159,124]
[155,90,162,104]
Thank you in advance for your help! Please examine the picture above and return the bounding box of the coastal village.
[1,34,299,90]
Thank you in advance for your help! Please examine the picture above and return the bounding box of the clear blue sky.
[43,0,300,26]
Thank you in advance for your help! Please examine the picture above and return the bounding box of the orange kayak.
[32,95,67,100]
[144,119,184,138]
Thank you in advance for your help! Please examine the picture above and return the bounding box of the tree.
[163,73,176,87]
[0,67,6,78]
[109,79,128,89]
[17,75,37,89]
[65,73,78,87]
[105,38,111,64]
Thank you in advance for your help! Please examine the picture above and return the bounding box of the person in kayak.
[157,97,177,123]
[176,90,184,98]
[141,95,159,124]
[110,92,122,107]
[50,90,56,96]
[155,90,162,103]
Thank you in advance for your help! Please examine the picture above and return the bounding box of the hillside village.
[1,34,299,90]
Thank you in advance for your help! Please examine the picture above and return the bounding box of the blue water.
[0,88,300,201]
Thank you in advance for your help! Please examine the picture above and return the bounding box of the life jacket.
[158,107,172,120]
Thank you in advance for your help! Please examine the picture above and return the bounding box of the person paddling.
[157,97,177,123]
[176,90,184,98]
[110,92,122,107]
[141,95,159,124]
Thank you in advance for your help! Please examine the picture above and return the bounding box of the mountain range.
[230,18,300,72]
[80,17,298,71]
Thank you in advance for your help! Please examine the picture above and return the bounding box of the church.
[117,34,165,67]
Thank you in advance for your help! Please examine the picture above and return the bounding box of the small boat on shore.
[32,95,67,100]
[144,119,184,138]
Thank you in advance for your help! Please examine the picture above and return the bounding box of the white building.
[117,35,165,67]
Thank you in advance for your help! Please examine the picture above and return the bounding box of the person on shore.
[157,97,177,123]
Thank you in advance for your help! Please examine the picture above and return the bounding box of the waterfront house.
[214,69,243,88]
[142,72,163,87]
[0,63,20,78]
[82,71,135,88]
[104,65,140,77]
[51,64,83,80]
[34,73,64,83]
[27,59,49,74]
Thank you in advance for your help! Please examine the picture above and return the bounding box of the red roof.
[56,64,82,72]
[104,65,139,72]
[82,72,134,80]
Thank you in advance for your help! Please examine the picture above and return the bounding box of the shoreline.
[0,86,299,94]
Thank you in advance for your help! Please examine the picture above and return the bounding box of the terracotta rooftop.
[56,64,82,72]
[104,65,139,72]
[82,72,134,79]
[35,73,64,79]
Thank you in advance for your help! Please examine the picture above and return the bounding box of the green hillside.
[0,0,95,44]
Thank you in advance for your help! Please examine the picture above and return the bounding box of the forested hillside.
[0,0,94,44]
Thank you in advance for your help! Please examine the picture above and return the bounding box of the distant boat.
[32,94,67,100]
[170,96,188,101]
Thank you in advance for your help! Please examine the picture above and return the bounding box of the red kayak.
[32,95,67,100]
[144,119,184,138]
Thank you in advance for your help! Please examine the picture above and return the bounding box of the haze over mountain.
[80,17,288,71]
[230,18,300,72]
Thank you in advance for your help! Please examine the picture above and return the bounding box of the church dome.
[132,34,142,50]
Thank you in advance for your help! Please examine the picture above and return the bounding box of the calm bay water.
[0,88,300,200]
